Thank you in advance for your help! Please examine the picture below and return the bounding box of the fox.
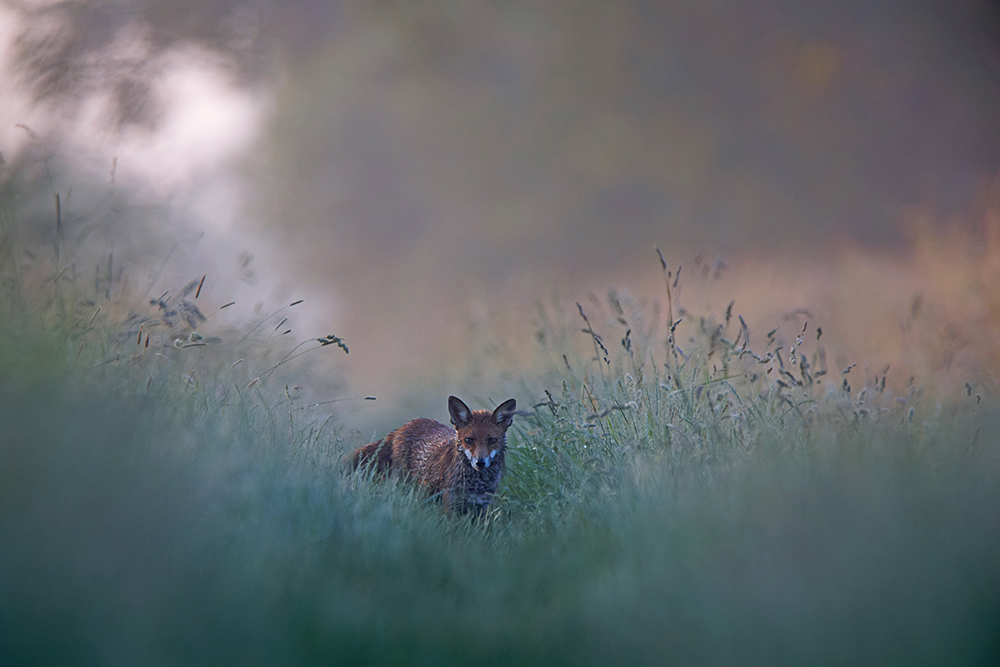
[352,396,518,515]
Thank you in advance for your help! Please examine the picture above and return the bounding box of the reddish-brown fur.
[352,396,517,514]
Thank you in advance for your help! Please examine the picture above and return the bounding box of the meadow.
[1,185,998,666]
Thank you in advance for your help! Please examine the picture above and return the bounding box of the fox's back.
[388,417,456,476]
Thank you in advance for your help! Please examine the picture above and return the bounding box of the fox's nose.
[475,457,487,469]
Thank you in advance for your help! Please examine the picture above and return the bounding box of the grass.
[1,179,998,666]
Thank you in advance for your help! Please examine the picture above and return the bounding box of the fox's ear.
[492,398,517,428]
[448,396,473,428]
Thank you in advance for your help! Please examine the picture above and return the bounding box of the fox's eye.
[487,437,497,445]
[464,436,475,445]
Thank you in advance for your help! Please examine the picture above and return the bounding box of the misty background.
[3,0,1000,431]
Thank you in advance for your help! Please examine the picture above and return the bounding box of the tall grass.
[1,182,998,666]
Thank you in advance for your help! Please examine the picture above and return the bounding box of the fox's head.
[448,396,517,471]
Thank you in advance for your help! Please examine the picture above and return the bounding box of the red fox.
[352,396,518,514]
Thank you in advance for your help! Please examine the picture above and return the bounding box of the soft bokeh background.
[4,6,1000,663]
[3,0,1000,429]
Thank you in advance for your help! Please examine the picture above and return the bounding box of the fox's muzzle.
[464,448,498,470]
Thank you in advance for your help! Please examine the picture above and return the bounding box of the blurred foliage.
[10,0,1000,254]
[6,0,1000,411]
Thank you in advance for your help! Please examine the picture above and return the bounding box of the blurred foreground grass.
[1,191,998,666]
